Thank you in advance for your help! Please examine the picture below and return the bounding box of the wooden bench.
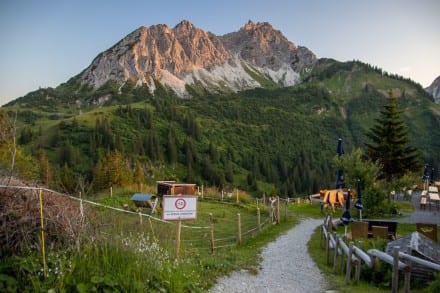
[366,220,398,240]
[420,196,427,209]
[372,225,389,239]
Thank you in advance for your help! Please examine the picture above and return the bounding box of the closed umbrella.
[423,164,430,189]
[341,189,353,237]
[335,138,345,189]
[355,179,364,221]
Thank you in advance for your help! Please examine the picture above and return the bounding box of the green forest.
[1,59,439,197]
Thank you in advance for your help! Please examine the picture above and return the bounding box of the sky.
[0,0,439,106]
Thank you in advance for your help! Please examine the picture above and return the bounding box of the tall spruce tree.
[365,90,421,181]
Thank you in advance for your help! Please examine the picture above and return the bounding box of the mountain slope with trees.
[1,59,439,197]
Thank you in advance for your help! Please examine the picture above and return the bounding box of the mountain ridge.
[79,20,316,98]
[426,75,440,104]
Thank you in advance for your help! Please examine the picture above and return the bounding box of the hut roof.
[130,193,155,202]
[386,232,440,263]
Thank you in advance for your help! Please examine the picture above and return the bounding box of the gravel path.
[209,218,328,293]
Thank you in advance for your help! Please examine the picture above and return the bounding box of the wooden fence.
[0,184,287,267]
[320,220,440,292]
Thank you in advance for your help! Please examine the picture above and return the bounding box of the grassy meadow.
[1,187,439,292]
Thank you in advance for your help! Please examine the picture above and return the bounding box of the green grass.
[2,192,439,292]
[0,192,304,292]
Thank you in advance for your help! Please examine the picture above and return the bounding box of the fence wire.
[0,184,276,255]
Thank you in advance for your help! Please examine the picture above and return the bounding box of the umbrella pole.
[344,225,347,239]
[360,210,362,222]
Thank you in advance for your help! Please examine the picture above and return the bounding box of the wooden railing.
[320,222,440,292]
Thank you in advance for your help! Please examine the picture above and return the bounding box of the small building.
[386,232,440,284]
[156,181,196,196]
[130,193,158,213]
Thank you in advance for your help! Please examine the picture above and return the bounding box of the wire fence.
[0,183,282,261]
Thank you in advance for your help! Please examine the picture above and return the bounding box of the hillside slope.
[2,59,439,196]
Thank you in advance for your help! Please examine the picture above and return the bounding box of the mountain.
[2,21,440,197]
[426,75,440,104]
[79,20,316,98]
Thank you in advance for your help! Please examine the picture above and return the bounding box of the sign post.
[175,220,182,260]
[162,195,197,260]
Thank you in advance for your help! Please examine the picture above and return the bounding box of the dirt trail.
[209,218,328,293]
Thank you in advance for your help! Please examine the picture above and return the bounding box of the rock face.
[426,75,440,104]
[80,20,317,96]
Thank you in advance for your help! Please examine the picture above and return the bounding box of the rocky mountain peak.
[79,20,317,98]
[174,19,195,31]
[426,75,440,104]
[242,20,275,32]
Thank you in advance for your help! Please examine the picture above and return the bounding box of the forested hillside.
[1,59,439,196]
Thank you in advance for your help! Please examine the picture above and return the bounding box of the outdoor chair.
[416,223,438,242]
[372,225,388,239]
[351,221,369,240]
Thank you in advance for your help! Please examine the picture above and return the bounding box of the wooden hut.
[156,181,196,196]
[386,232,440,284]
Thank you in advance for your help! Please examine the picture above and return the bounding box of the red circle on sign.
[175,198,186,210]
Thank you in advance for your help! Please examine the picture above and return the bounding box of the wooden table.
[429,193,439,210]
[365,220,398,240]
[428,186,438,193]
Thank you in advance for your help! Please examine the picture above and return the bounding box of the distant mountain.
[2,20,440,197]
[426,75,440,104]
[80,20,316,97]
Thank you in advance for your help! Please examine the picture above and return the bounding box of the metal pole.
[38,188,48,277]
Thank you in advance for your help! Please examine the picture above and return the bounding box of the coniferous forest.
[1,59,440,196]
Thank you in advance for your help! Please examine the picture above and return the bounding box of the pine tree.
[365,90,421,181]
[166,128,178,166]
[134,160,144,190]
[38,149,50,186]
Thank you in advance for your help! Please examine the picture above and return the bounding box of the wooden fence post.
[209,213,214,253]
[404,260,411,293]
[236,189,239,203]
[175,220,182,261]
[346,241,354,284]
[326,231,330,264]
[237,213,242,245]
[333,234,339,272]
[270,198,274,223]
[276,196,280,224]
[392,246,400,293]
[79,191,84,218]
[257,208,261,231]
[355,241,363,283]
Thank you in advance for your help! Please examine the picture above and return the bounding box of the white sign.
[162,195,197,221]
